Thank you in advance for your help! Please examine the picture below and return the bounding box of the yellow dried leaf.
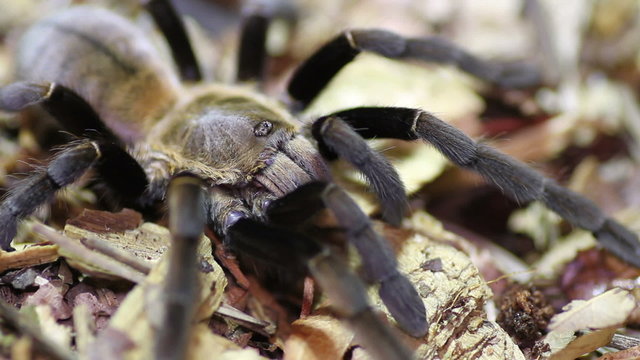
[190,324,266,360]
[549,288,635,332]
[106,233,226,359]
[284,314,354,360]
[549,327,617,360]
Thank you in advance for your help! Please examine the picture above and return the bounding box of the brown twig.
[31,223,146,283]
[216,303,275,336]
[79,236,152,274]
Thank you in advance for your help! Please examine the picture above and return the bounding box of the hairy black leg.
[265,181,327,226]
[144,0,202,81]
[266,182,427,337]
[0,141,100,250]
[227,217,414,360]
[237,0,297,82]
[288,29,542,109]
[0,82,118,142]
[314,107,640,268]
[0,81,149,203]
[94,143,149,201]
[237,12,268,83]
[155,175,206,360]
[311,117,407,226]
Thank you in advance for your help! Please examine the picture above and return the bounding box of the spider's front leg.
[262,182,427,337]
[309,115,408,226]
[312,107,640,268]
[155,174,207,360]
[226,185,417,360]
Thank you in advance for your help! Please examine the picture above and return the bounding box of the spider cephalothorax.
[0,2,638,360]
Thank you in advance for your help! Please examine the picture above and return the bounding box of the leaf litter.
[0,0,639,359]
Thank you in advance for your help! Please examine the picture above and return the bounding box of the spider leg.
[266,182,427,338]
[0,81,149,203]
[237,11,268,83]
[314,107,640,268]
[311,117,407,226]
[0,82,118,142]
[208,186,251,237]
[227,217,415,360]
[237,0,297,83]
[144,0,202,81]
[155,174,207,360]
[0,141,100,250]
[287,29,542,109]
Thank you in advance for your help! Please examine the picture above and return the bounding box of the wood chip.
[0,244,59,273]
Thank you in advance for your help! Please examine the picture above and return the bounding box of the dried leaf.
[23,279,71,321]
[532,230,598,279]
[67,283,119,318]
[544,330,576,355]
[73,303,94,360]
[284,314,354,360]
[548,288,635,332]
[549,327,617,360]
[33,223,147,283]
[190,324,266,360]
[106,231,226,359]
[88,327,135,360]
[401,212,526,360]
[23,305,72,350]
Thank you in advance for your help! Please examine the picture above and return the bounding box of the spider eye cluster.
[253,120,273,137]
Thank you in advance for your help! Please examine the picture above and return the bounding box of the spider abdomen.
[17,6,180,143]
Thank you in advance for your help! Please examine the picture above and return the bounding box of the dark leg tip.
[379,274,428,337]
[0,82,49,111]
[0,211,17,252]
[493,62,543,89]
[595,218,640,268]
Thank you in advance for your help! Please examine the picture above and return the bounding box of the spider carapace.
[0,2,638,360]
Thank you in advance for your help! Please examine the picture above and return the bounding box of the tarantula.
[0,1,638,359]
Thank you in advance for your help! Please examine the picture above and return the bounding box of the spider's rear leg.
[313,107,640,268]
[227,216,415,360]
[236,0,297,83]
[265,182,427,338]
[144,0,202,81]
[287,29,542,109]
[155,174,207,360]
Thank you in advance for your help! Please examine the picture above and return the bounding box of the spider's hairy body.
[17,6,179,143]
[144,84,327,187]
[19,6,329,220]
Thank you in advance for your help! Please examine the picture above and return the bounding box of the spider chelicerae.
[0,1,638,359]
